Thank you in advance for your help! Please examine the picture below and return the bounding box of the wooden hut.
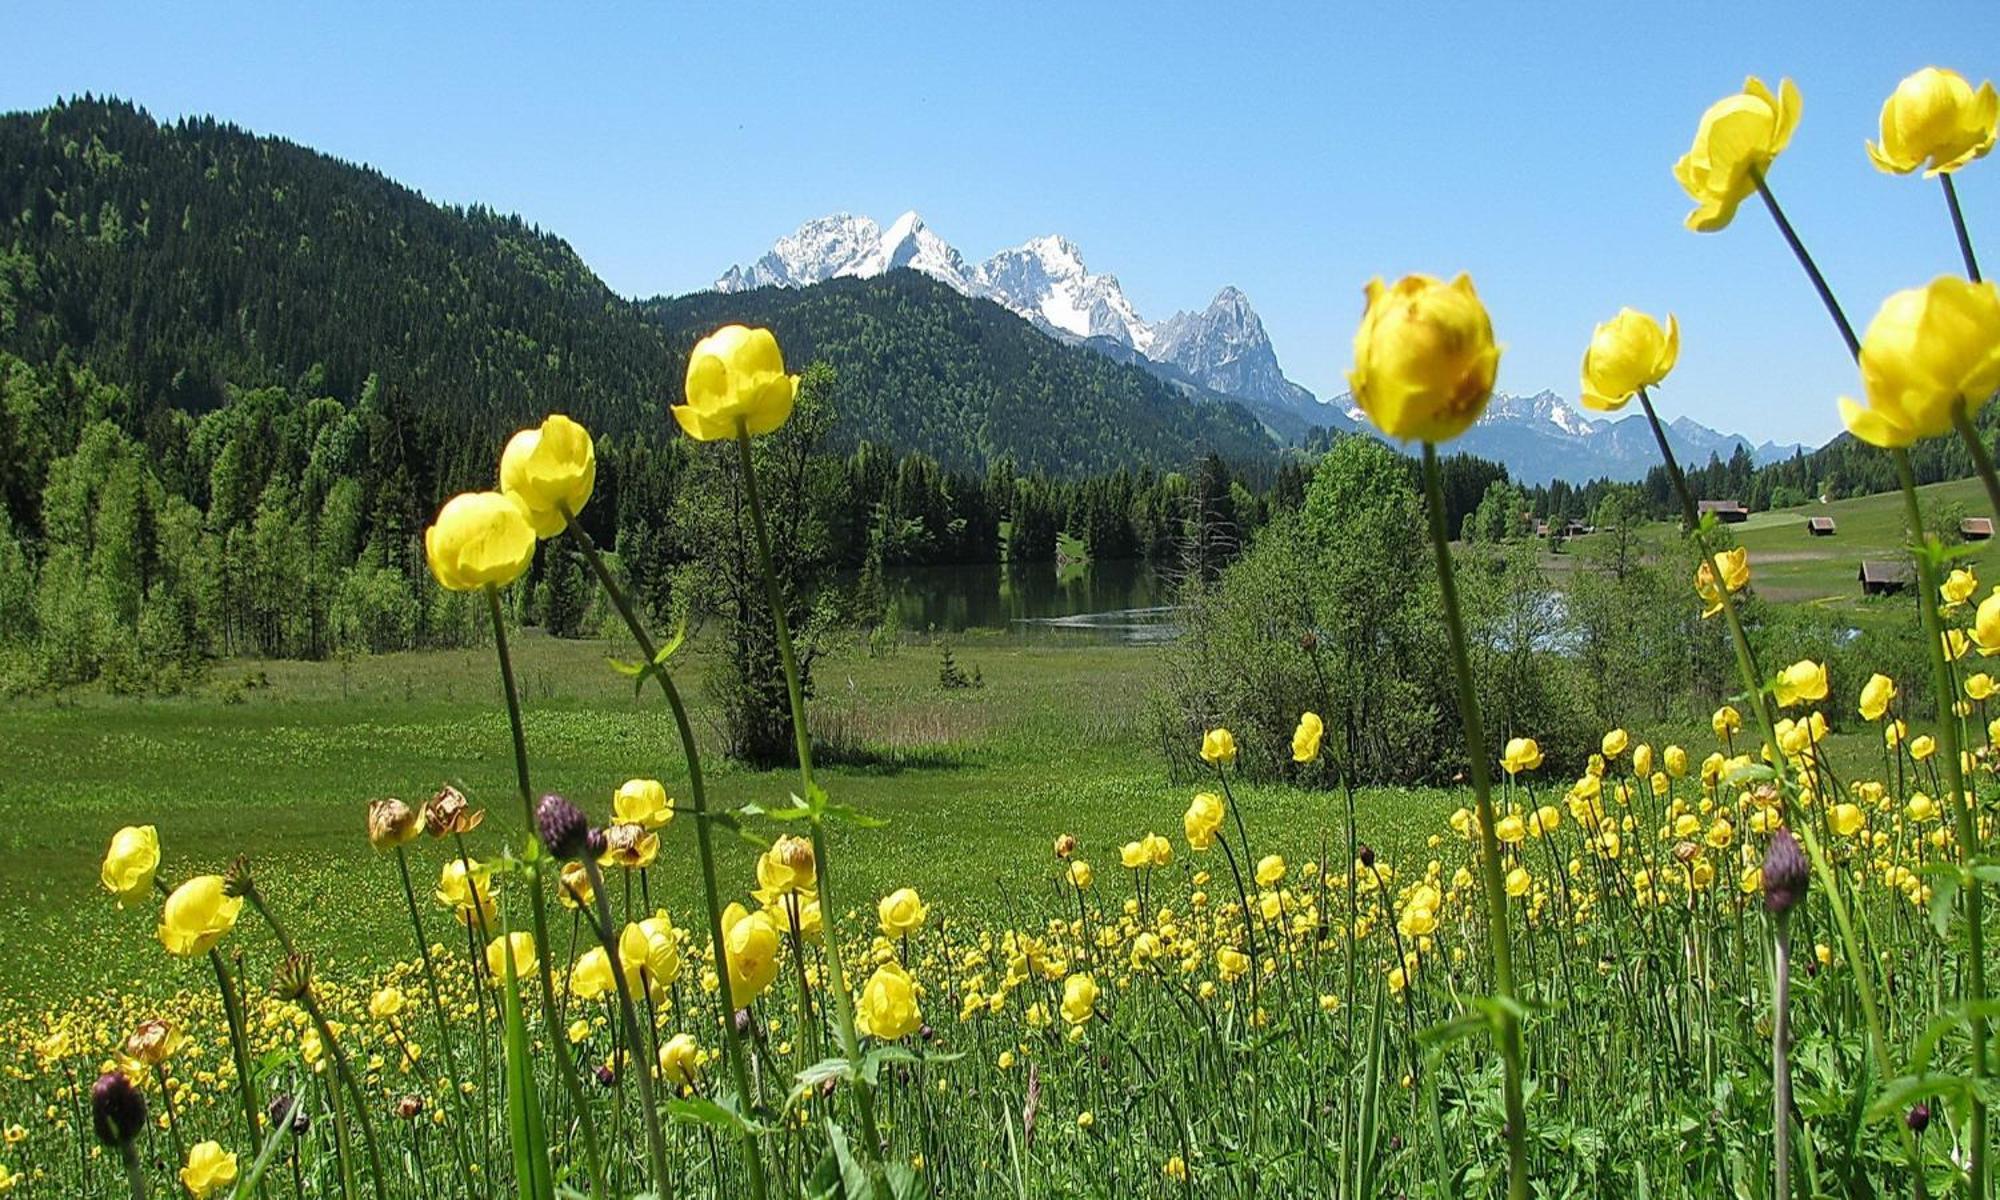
[1858,560,1912,596]
[1963,517,1994,541]
[1698,499,1749,523]
[1806,516,1836,537]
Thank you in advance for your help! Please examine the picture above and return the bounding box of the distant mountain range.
[716,212,1811,484]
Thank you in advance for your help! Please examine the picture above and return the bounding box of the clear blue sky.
[4,1,1997,445]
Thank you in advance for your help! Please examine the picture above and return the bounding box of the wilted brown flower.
[124,1019,182,1068]
[1053,834,1077,860]
[425,785,485,838]
[367,798,422,850]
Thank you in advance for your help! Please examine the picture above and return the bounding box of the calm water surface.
[873,559,1178,643]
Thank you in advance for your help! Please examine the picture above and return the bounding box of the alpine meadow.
[12,16,2000,1200]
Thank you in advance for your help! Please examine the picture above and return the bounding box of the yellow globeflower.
[1773,660,1828,709]
[1199,727,1237,766]
[1838,278,2000,448]
[1183,792,1226,851]
[158,876,243,958]
[179,1141,238,1199]
[366,798,422,850]
[1500,737,1542,776]
[1694,547,1750,618]
[1060,973,1099,1025]
[878,888,928,938]
[484,932,538,983]
[1674,76,1802,232]
[1504,866,1532,898]
[569,947,615,1001]
[612,779,673,831]
[755,835,816,899]
[855,961,921,1041]
[1068,860,1094,890]
[1664,745,1688,778]
[1580,309,1679,412]
[1291,712,1324,763]
[436,859,497,928]
[1943,568,1980,609]
[1601,728,1629,759]
[100,825,161,908]
[1977,591,2000,655]
[1828,803,1867,838]
[1348,273,1500,443]
[722,903,781,1008]
[499,414,596,538]
[1254,855,1287,888]
[1712,705,1742,739]
[598,823,660,870]
[658,1033,701,1088]
[368,986,406,1020]
[424,491,535,592]
[1969,673,1997,702]
[1859,673,1897,722]
[675,325,798,441]
[1867,67,1998,177]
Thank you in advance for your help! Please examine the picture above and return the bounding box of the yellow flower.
[1143,832,1173,868]
[1773,660,1828,709]
[1910,734,1937,762]
[558,860,595,910]
[1068,860,1093,890]
[675,325,798,440]
[484,932,538,983]
[722,903,781,1007]
[365,798,422,850]
[1979,591,2000,655]
[1828,803,1867,838]
[1856,672,1899,722]
[1076,1111,1095,1131]
[1397,902,1438,940]
[1601,728,1629,759]
[1908,792,1940,822]
[610,779,673,830]
[124,1018,186,1067]
[1694,547,1750,618]
[1215,946,1251,981]
[1867,67,1998,177]
[755,835,816,899]
[1944,568,1980,609]
[570,947,615,1001]
[1199,727,1237,766]
[658,1032,701,1088]
[1674,76,1802,232]
[1504,866,1532,898]
[499,414,596,537]
[1970,673,1997,702]
[1580,309,1679,411]
[1291,712,1324,763]
[1712,705,1742,739]
[1183,792,1226,851]
[1254,855,1287,888]
[179,1141,238,1199]
[1060,973,1099,1025]
[424,491,535,592]
[435,859,497,928]
[1838,278,2000,448]
[1664,745,1688,778]
[1501,737,1543,775]
[597,822,660,870]
[1494,814,1526,844]
[1348,273,1500,443]
[369,987,406,1021]
[878,887,928,938]
[100,825,160,908]
[1163,1156,1188,1182]
[158,875,243,958]
[855,961,921,1041]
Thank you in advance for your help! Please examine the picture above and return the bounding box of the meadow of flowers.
[6,65,2000,1200]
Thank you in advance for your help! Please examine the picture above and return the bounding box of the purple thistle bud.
[1762,830,1809,916]
[1908,1102,1931,1133]
[536,793,591,860]
[1357,843,1377,869]
[586,826,608,858]
[92,1072,147,1146]
[594,1064,616,1088]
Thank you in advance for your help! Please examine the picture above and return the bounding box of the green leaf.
[666,1094,768,1137]
[788,1056,856,1109]
[1867,1072,1966,1125]
[652,618,688,665]
[498,904,557,1200]
[607,657,645,678]
[822,801,888,829]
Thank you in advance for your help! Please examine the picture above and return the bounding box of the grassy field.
[0,630,1457,1008]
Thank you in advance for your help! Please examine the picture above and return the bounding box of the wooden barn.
[1858,560,1912,596]
[1699,499,1750,523]
[1963,517,1994,541]
[1806,516,1836,537]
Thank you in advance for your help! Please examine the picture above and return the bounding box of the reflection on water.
[870,560,1177,643]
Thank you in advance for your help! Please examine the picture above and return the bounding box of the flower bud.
[594,1064,616,1088]
[92,1071,147,1146]
[270,953,315,1001]
[1053,834,1077,860]
[222,855,254,898]
[1908,1102,1932,1133]
[535,793,592,860]
[1762,830,1809,916]
[396,1094,425,1121]
[1357,844,1377,870]
[267,1093,309,1136]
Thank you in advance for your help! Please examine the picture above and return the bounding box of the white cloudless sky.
[4,0,1997,444]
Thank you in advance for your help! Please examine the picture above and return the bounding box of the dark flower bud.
[92,1071,147,1146]
[1908,1102,1931,1133]
[1762,830,1809,916]
[919,1024,936,1043]
[595,1064,616,1088]
[535,793,591,859]
[1299,630,1319,652]
[267,1092,309,1136]
[587,827,608,858]
[734,1009,753,1037]
[1357,844,1377,870]
[396,1094,425,1121]
[270,953,315,1001]
[223,855,254,898]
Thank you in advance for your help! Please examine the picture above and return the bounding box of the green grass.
[0,631,1456,1007]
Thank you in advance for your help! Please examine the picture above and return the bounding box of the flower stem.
[579,857,675,1195]
[119,1135,148,1200]
[1944,174,1983,283]
[1954,407,2000,522]
[1420,441,1529,1200]
[207,949,263,1154]
[1895,447,1988,1198]
[392,846,478,1192]
[301,990,389,1200]
[560,515,769,1199]
[734,425,886,1162]
[1772,913,1793,1200]
[481,585,610,1200]
[1754,174,1861,358]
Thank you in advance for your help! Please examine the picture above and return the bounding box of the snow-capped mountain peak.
[973,235,1153,352]
[1485,390,1603,438]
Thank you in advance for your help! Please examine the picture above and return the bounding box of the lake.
[872,559,1178,643]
